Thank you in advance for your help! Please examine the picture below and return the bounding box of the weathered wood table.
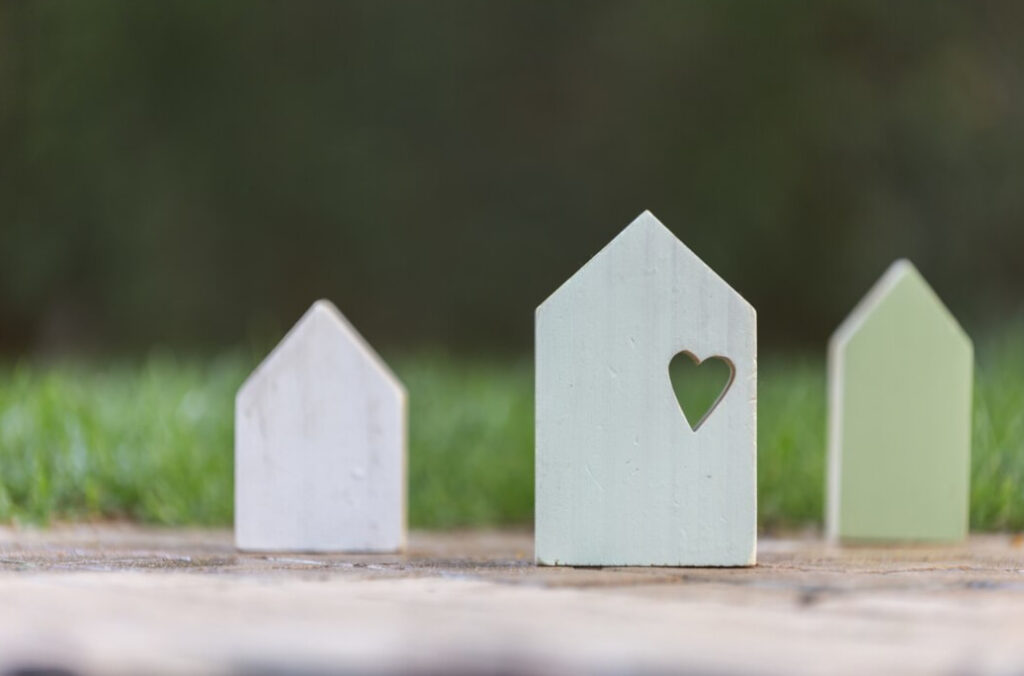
[1,526,1022,675]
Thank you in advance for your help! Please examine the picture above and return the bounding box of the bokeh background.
[1,1,1022,530]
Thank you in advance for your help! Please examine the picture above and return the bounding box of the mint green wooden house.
[827,260,973,542]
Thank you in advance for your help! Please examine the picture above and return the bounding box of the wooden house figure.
[827,260,973,542]
[535,211,757,567]
[235,300,406,552]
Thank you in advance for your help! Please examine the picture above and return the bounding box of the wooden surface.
[828,260,973,542]
[235,299,406,552]
[1,526,1023,675]
[535,211,757,566]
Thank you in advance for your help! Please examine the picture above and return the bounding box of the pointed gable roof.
[830,259,970,355]
[238,299,404,405]
[537,211,752,316]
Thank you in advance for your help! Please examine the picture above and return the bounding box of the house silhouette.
[235,300,406,552]
[535,211,757,566]
[827,260,973,542]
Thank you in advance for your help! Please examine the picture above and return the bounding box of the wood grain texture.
[535,211,757,566]
[5,528,1024,675]
[235,300,406,552]
[827,260,973,542]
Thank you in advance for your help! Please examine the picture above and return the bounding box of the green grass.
[0,332,1022,531]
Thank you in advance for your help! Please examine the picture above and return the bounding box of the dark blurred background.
[3,1,1023,355]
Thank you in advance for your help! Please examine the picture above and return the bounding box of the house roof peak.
[831,259,969,350]
[238,299,405,402]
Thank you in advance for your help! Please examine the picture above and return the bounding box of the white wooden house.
[235,300,406,552]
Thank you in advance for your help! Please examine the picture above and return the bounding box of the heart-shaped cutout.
[668,351,735,431]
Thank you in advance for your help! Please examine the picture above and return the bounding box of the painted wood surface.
[827,260,973,542]
[235,300,406,552]
[535,211,757,566]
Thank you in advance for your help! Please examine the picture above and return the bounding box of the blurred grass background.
[1,327,1021,531]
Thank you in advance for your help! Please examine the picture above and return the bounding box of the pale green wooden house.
[827,260,973,542]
